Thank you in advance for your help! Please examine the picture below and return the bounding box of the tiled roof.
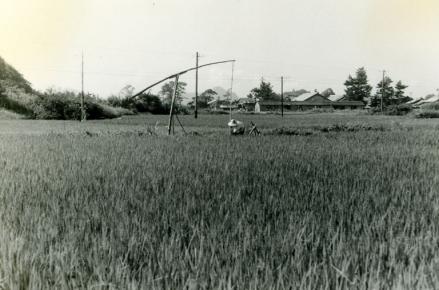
[293,92,315,101]
[328,95,345,102]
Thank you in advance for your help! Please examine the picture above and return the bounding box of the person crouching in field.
[228,119,245,135]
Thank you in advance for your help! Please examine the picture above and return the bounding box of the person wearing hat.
[227,119,245,135]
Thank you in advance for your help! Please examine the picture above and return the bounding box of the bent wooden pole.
[131,59,235,100]
[168,75,179,135]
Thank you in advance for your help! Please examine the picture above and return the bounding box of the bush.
[0,95,33,116]
[415,110,439,119]
[270,127,314,136]
[107,95,136,110]
[385,104,413,116]
[108,93,168,114]
[420,102,439,111]
[30,90,133,120]
[0,81,35,116]
[30,93,81,120]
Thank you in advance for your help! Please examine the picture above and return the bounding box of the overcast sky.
[1,0,439,98]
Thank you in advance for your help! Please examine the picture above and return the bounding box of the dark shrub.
[30,93,81,120]
[415,110,439,119]
[108,93,168,114]
[30,90,128,120]
[385,104,413,116]
[0,95,33,116]
[420,102,439,111]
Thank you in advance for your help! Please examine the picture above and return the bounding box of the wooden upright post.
[381,70,385,113]
[168,75,179,135]
[281,76,284,118]
[81,52,86,122]
[229,61,234,120]
[195,52,199,119]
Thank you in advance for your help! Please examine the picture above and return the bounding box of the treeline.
[344,67,412,109]
[0,83,133,120]
[107,81,191,115]
[0,56,137,120]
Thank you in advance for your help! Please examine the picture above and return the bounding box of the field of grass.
[1,112,439,289]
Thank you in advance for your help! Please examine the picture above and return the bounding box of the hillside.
[0,56,33,93]
[0,56,130,120]
[0,56,36,117]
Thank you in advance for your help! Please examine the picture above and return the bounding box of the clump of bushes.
[108,93,170,114]
[368,104,413,116]
[270,123,387,136]
[315,123,386,132]
[415,102,439,118]
[385,104,413,116]
[0,81,35,116]
[270,127,314,136]
[30,89,133,120]
[0,95,33,116]
[420,102,439,111]
[415,110,439,119]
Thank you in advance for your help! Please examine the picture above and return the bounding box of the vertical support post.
[81,52,86,122]
[229,61,235,120]
[195,52,199,119]
[168,75,179,135]
[281,76,284,118]
[381,70,385,113]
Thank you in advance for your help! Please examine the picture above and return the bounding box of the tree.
[160,81,187,104]
[118,85,135,98]
[321,88,335,98]
[393,81,411,105]
[248,79,279,100]
[371,76,394,108]
[195,89,217,108]
[344,67,372,102]
[134,93,165,113]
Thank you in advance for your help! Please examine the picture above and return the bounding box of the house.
[256,92,365,112]
[409,95,439,107]
[331,100,365,110]
[208,99,238,111]
[237,98,256,111]
[328,95,365,110]
[291,92,333,110]
[259,100,293,111]
[328,95,345,102]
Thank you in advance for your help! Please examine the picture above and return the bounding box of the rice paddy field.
[1,112,439,289]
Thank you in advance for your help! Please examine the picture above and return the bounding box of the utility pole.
[194,52,199,119]
[81,52,86,122]
[168,75,179,135]
[281,76,284,118]
[229,61,234,120]
[381,70,385,113]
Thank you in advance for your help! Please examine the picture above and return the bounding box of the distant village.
[183,67,437,114]
[201,89,439,113]
[204,90,365,112]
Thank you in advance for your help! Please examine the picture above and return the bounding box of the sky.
[1,0,439,99]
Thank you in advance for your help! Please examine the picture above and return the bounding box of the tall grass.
[0,115,439,288]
